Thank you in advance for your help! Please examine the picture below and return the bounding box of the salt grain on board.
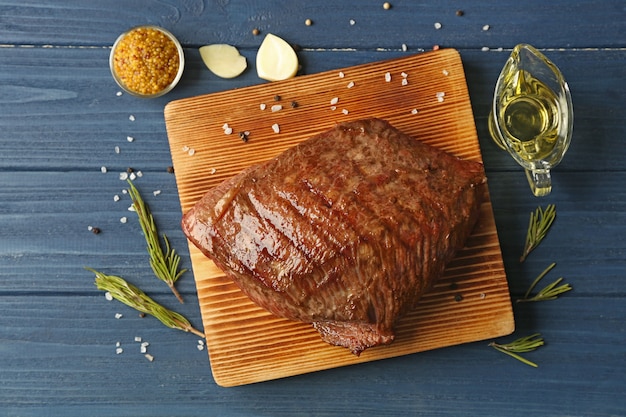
[260,103,266,110]
[411,109,419,115]
[272,123,280,133]
[347,81,355,88]
[330,97,339,105]
[338,71,345,78]
[271,104,283,112]
[342,109,349,115]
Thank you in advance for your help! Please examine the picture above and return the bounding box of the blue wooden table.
[1,1,624,416]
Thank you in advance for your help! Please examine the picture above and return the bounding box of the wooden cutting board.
[164,48,514,387]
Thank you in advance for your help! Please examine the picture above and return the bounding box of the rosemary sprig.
[127,180,186,303]
[520,204,556,262]
[88,268,204,338]
[517,262,572,303]
[489,333,544,368]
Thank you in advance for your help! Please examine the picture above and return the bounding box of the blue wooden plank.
[0,0,624,49]
[1,47,625,172]
[0,295,623,416]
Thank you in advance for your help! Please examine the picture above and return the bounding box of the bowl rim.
[109,25,185,98]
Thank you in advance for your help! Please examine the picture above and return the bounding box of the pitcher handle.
[525,168,552,197]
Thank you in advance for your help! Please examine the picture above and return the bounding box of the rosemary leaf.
[88,268,204,338]
[127,180,186,303]
[518,262,573,303]
[520,204,556,262]
[489,333,544,368]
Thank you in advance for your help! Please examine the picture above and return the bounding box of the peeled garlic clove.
[256,33,299,81]
[199,44,247,79]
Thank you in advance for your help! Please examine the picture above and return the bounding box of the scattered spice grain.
[305,19,313,26]
[252,28,260,36]
[456,10,464,16]
[383,2,391,10]
[166,166,174,174]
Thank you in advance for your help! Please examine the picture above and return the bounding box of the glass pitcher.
[488,44,573,197]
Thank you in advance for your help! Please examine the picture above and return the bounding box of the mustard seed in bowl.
[110,26,184,98]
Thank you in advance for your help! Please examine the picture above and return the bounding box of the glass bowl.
[109,25,185,98]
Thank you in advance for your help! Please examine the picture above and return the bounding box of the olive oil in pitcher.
[488,44,573,197]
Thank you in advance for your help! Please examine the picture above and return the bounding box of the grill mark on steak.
[182,118,486,355]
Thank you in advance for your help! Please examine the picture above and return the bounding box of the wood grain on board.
[164,49,514,387]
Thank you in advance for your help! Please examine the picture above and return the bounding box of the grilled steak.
[182,118,486,355]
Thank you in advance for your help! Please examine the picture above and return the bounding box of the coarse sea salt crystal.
[402,43,407,52]
[113,195,120,202]
[482,46,490,51]
[119,172,129,181]
[153,190,161,196]
[330,106,337,111]
[330,97,339,105]
[188,148,196,156]
[411,109,419,115]
[105,292,113,301]
[116,91,123,97]
[140,345,148,353]
[120,216,127,224]
[144,353,154,362]
[338,71,345,78]
[271,123,280,133]
[224,127,233,135]
[101,166,107,173]
[114,146,120,154]
[134,336,142,343]
[342,109,349,115]
[116,347,123,355]
[349,19,356,26]
[136,170,143,178]
[385,72,391,82]
[115,313,123,319]
[129,115,135,121]
[442,69,449,76]
[434,22,442,30]
[260,103,266,110]
[401,78,408,86]
[271,104,283,112]
[347,81,355,88]
[482,24,490,31]
[209,168,217,175]
[182,145,189,152]
[127,136,134,143]
[197,344,205,351]
[129,172,136,181]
